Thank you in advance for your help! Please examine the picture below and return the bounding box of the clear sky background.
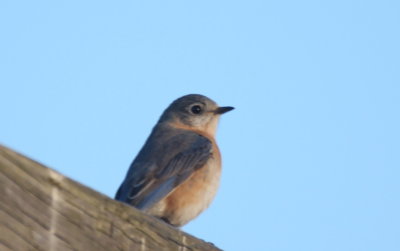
[1,1,399,250]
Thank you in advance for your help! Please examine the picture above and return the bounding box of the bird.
[115,94,234,227]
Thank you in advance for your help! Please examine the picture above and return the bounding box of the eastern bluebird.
[115,94,234,227]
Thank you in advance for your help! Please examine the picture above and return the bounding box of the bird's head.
[159,94,234,136]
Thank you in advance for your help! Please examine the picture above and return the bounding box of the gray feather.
[115,125,212,210]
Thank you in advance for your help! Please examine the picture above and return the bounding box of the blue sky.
[1,1,399,250]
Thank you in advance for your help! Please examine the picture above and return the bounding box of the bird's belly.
[148,157,221,227]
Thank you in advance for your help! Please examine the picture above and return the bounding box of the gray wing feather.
[115,129,212,210]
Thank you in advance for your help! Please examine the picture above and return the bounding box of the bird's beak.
[214,106,235,114]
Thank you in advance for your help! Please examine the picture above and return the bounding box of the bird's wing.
[115,131,212,210]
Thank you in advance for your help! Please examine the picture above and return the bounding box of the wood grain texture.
[0,145,221,251]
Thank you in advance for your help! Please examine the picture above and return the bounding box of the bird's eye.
[191,105,203,114]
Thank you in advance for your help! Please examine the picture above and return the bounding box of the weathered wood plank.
[0,145,221,251]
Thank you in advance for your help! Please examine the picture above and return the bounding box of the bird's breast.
[147,145,222,227]
[165,155,221,226]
